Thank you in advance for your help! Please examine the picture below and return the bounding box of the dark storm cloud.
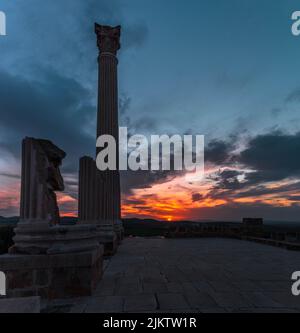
[0,69,96,172]
[204,131,300,202]
[120,169,181,195]
[122,198,147,206]
[2,0,149,82]
[205,139,232,165]
[239,131,300,184]
[0,1,151,213]
[235,181,300,199]
[192,193,202,202]
[213,169,244,190]
[208,177,300,202]
[207,131,300,190]
[0,0,150,175]
[287,196,300,201]
[122,131,300,195]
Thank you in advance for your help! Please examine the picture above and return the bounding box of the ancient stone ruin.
[0,23,124,302]
[20,138,66,225]
[0,137,103,299]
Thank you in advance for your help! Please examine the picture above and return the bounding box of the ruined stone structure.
[12,138,100,255]
[78,24,124,253]
[19,137,65,226]
[0,137,104,300]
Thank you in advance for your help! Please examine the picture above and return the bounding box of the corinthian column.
[94,23,123,243]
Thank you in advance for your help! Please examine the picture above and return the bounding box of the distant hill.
[1,216,300,231]
[0,216,78,225]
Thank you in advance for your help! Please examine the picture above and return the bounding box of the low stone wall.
[164,224,300,251]
[0,246,103,299]
[244,236,300,251]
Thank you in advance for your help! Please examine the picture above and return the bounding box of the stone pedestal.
[0,247,103,299]
[11,222,101,255]
[96,224,118,256]
[114,220,124,243]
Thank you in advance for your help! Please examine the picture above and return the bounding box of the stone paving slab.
[209,291,252,308]
[85,296,124,313]
[69,237,300,313]
[0,296,40,313]
[241,292,283,308]
[156,293,190,311]
[185,291,218,309]
[124,294,157,312]
[143,282,168,293]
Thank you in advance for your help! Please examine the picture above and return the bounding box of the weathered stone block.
[0,296,40,313]
[6,270,33,289]
[35,269,50,286]
[103,239,118,256]
[0,246,104,300]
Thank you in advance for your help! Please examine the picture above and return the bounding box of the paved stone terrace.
[70,237,300,313]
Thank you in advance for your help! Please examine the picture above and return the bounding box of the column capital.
[95,23,121,56]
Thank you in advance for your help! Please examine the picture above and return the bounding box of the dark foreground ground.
[64,237,300,313]
[1,217,300,313]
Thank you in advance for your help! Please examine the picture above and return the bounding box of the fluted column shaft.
[20,138,47,221]
[95,24,121,223]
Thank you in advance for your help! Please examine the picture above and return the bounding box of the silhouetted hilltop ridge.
[0,216,299,231]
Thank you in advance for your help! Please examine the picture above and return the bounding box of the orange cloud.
[1,168,300,221]
[57,193,77,217]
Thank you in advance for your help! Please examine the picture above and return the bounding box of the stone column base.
[78,221,119,256]
[114,220,124,244]
[100,236,118,256]
[0,246,103,300]
[96,224,118,256]
[11,221,101,255]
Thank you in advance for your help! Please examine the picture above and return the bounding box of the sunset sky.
[1,0,300,221]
